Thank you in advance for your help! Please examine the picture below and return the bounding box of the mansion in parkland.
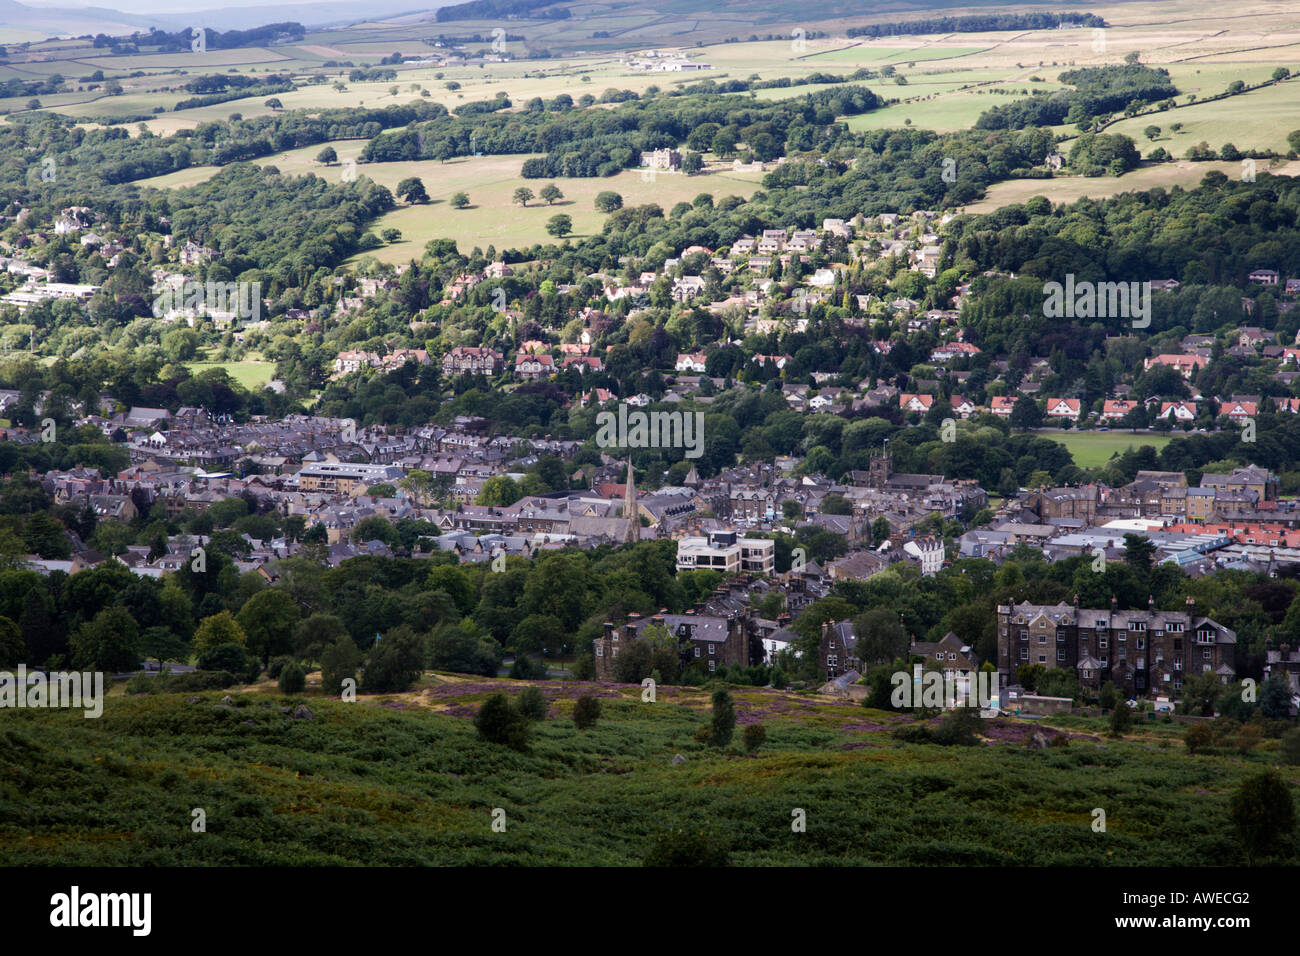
[996,597,1236,698]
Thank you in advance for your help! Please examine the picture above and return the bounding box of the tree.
[1281,727,1300,765]
[1009,397,1043,430]
[546,214,573,238]
[539,182,563,205]
[853,608,908,666]
[1229,769,1296,862]
[264,97,282,109]
[236,589,299,667]
[321,636,362,695]
[513,187,534,207]
[573,694,601,730]
[396,177,428,204]
[709,688,735,748]
[197,642,252,675]
[1184,722,1213,755]
[1143,125,1161,141]
[428,624,502,676]
[362,626,424,693]
[450,192,470,209]
[474,692,531,750]
[509,652,544,679]
[516,686,547,720]
[1108,698,1133,737]
[871,516,891,544]
[1122,533,1156,572]
[69,606,139,672]
[682,151,704,174]
[1098,681,1118,710]
[0,615,23,667]
[278,661,306,693]
[594,191,623,213]
[1259,674,1293,719]
[316,146,337,164]
[193,610,247,652]
[743,723,766,752]
[820,493,852,515]
[293,612,348,661]
[477,475,522,507]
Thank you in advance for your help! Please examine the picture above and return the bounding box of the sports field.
[1040,429,1175,469]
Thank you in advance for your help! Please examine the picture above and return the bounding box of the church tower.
[622,460,639,544]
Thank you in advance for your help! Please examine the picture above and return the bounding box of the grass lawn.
[183,359,277,391]
[1039,429,1176,468]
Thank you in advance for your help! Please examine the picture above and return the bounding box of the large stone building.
[996,597,1236,698]
[594,608,757,681]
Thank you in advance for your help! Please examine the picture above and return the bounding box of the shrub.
[709,688,735,748]
[1184,722,1213,754]
[1235,723,1263,754]
[893,723,933,744]
[278,662,306,694]
[197,642,250,675]
[516,686,548,721]
[573,694,601,730]
[572,654,596,680]
[642,824,730,866]
[474,693,531,750]
[1108,699,1133,737]
[743,723,766,753]
[124,673,153,695]
[932,708,982,746]
[267,655,293,679]
[1282,728,1300,766]
[693,724,711,744]
[509,654,544,680]
[166,671,238,692]
[1229,769,1297,861]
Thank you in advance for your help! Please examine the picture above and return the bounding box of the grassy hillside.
[1,674,1292,866]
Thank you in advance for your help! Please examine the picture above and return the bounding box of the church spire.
[622,460,639,544]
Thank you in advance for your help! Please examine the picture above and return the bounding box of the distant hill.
[0,1,443,37]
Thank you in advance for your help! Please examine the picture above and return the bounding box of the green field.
[183,360,277,391]
[965,158,1300,214]
[0,672,1288,866]
[138,145,763,258]
[1041,429,1176,469]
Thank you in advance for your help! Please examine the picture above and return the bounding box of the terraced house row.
[996,597,1237,698]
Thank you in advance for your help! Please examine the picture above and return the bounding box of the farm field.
[0,673,1284,866]
[1100,79,1300,158]
[135,143,764,256]
[964,159,1300,214]
[354,160,765,262]
[1038,429,1176,469]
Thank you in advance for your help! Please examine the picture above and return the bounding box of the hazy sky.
[23,0,395,9]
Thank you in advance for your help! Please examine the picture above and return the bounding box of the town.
[1,0,1298,876]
